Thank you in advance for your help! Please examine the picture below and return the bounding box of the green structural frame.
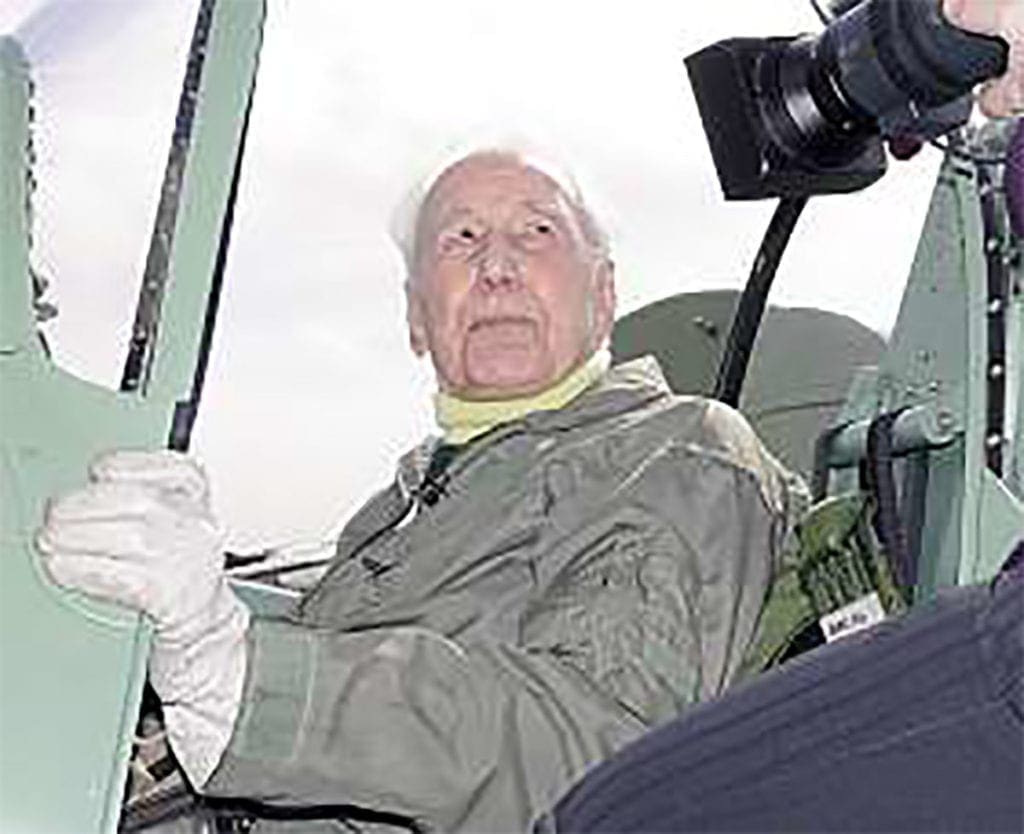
[824,122,1024,597]
[0,2,266,831]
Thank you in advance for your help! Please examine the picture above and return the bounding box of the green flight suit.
[203,357,805,832]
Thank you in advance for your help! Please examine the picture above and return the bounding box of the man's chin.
[460,362,552,400]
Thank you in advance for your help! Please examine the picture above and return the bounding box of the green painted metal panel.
[915,440,967,593]
[611,289,884,477]
[819,126,1022,598]
[880,160,981,432]
[966,467,1024,583]
[0,37,34,354]
[876,154,981,596]
[2,353,165,834]
[611,289,735,396]
[0,1,266,830]
[145,1,265,405]
[0,37,156,834]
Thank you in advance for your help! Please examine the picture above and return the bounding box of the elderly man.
[37,148,802,832]
[35,0,1024,825]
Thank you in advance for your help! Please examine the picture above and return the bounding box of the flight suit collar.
[396,355,673,493]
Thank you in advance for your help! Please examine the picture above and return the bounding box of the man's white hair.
[390,139,611,276]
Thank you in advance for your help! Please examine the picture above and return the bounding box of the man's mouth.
[468,315,536,332]
[465,316,539,351]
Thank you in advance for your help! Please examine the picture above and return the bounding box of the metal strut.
[120,0,216,397]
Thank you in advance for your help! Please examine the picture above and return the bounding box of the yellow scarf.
[435,350,611,445]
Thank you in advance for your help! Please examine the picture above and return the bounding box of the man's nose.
[473,238,523,290]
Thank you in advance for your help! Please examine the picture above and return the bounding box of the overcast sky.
[3,0,949,550]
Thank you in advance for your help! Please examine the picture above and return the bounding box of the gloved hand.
[35,449,249,787]
[944,0,1023,117]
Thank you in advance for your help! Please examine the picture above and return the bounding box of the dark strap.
[811,423,849,502]
[862,410,914,598]
[415,443,461,508]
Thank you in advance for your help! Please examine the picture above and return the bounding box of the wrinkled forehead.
[418,156,575,230]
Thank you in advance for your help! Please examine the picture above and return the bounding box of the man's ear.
[590,258,617,347]
[405,281,429,357]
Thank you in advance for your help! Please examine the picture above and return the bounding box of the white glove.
[35,449,249,787]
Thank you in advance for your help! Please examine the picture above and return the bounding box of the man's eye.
[438,227,482,257]
[524,217,560,238]
[517,219,558,248]
[447,225,484,244]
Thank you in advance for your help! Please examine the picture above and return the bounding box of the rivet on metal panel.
[988,298,1004,315]
[989,364,1005,379]
[936,410,956,433]
[986,434,1003,449]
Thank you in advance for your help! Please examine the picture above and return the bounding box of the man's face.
[406,155,615,400]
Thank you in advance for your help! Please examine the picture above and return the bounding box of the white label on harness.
[819,592,886,642]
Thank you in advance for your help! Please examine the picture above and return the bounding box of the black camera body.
[686,0,1008,201]
[686,36,887,200]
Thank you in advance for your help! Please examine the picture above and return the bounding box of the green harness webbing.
[740,491,907,677]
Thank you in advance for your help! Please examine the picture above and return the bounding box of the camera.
[686,0,1009,200]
